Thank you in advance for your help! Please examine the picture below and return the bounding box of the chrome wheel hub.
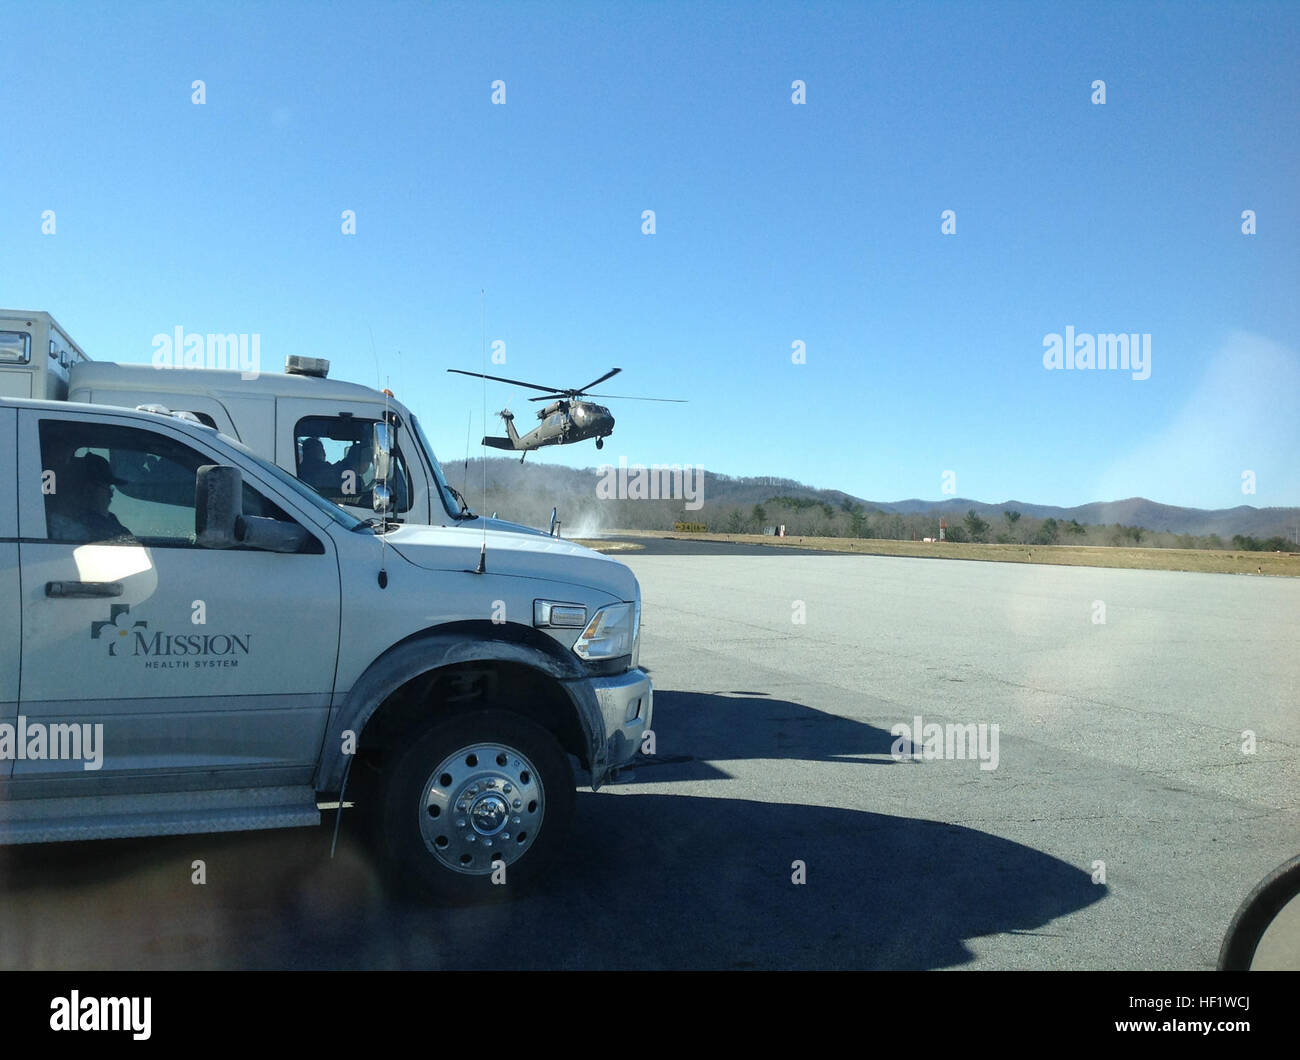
[419,741,545,875]
[470,791,509,836]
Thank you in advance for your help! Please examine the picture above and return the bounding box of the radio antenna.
[463,410,472,488]
[476,290,488,574]
[367,324,381,391]
[377,374,392,588]
[366,325,391,588]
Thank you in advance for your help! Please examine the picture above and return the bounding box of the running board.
[0,786,321,845]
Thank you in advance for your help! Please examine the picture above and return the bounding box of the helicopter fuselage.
[523,400,615,448]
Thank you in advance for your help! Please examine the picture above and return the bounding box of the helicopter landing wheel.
[596,437,604,449]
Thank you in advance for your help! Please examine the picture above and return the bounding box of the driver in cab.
[47,453,134,543]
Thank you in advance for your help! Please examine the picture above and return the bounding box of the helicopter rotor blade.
[446,369,573,395]
[573,367,621,394]
[584,393,688,403]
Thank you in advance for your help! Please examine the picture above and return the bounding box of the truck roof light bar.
[285,355,330,378]
[135,403,204,424]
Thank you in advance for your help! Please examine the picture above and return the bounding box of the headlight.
[631,584,641,668]
[573,602,636,663]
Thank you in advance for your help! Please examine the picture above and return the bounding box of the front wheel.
[376,710,575,904]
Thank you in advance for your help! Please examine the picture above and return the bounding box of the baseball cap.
[73,453,128,487]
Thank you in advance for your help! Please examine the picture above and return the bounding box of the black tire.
[1218,854,1300,970]
[376,710,575,904]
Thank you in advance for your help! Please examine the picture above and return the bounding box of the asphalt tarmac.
[592,533,831,556]
[1,548,1296,969]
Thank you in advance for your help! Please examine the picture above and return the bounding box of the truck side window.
[294,416,411,512]
[39,419,300,546]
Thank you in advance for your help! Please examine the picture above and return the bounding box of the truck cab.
[67,359,459,525]
[0,394,651,902]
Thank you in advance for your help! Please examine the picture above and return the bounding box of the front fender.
[314,627,605,793]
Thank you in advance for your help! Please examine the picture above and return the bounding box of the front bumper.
[588,667,653,779]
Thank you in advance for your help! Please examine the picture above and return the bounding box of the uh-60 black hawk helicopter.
[447,367,685,462]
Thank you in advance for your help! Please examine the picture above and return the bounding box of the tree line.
[460,463,1295,552]
[706,498,1294,552]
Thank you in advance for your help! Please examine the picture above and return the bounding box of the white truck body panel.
[0,311,90,401]
[68,360,443,524]
[0,311,545,535]
[0,406,17,747]
[0,395,651,868]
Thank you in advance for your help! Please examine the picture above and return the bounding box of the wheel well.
[356,660,590,770]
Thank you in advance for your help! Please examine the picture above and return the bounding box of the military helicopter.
[446,367,685,461]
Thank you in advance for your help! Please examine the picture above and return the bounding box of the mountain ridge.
[449,458,1300,540]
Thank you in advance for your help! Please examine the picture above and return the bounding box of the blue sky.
[4,0,1297,509]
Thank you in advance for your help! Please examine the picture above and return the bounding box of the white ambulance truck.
[0,310,539,534]
[0,319,652,903]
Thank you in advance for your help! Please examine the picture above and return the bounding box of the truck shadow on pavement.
[376,791,1105,970]
[608,689,931,782]
[0,690,1102,969]
[0,795,1105,970]
[375,685,1102,968]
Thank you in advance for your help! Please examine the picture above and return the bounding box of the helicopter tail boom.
[481,408,522,450]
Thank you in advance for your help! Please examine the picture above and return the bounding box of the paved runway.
[616,550,1300,968]
[2,550,1296,968]
[590,533,831,556]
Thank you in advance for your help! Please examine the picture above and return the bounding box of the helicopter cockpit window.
[294,415,411,513]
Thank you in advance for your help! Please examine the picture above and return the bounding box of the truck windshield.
[217,433,368,531]
[411,415,465,520]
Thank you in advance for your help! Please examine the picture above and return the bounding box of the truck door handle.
[45,581,125,598]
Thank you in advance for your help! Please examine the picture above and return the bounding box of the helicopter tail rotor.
[497,407,522,448]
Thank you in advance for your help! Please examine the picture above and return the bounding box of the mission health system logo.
[91,604,145,656]
[90,604,252,667]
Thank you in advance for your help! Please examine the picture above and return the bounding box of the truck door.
[14,407,342,790]
[276,397,430,523]
[0,407,18,778]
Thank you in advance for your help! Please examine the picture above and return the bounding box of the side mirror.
[196,463,310,554]
[372,422,393,484]
[196,465,241,548]
[372,481,392,515]
[1218,854,1300,970]
[236,514,310,553]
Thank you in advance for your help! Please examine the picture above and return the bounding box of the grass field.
[576,530,1300,577]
